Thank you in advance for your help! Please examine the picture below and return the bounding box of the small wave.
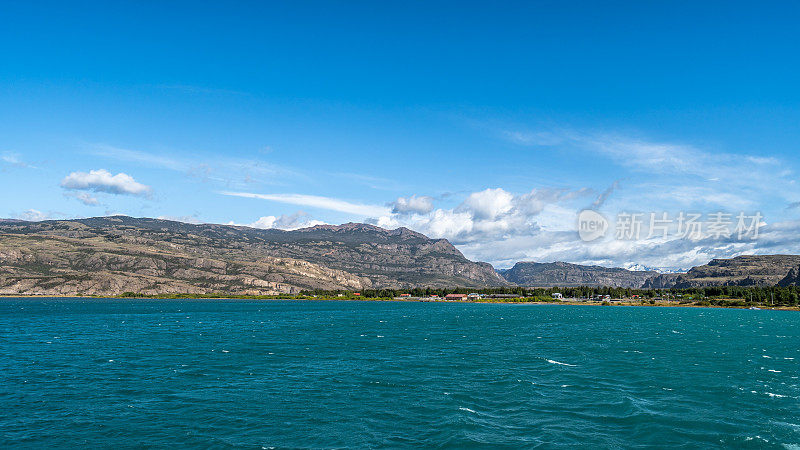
[546,359,576,367]
[766,392,788,398]
[768,369,782,373]
[459,407,476,413]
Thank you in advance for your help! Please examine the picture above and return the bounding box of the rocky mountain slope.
[501,256,800,289]
[499,261,658,288]
[0,216,506,296]
[779,264,800,286]
[642,255,800,289]
[4,216,799,295]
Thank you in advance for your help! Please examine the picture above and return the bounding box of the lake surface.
[0,299,798,448]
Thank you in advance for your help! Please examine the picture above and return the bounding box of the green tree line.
[299,285,800,306]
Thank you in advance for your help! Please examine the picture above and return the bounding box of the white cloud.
[234,212,326,230]
[61,169,151,197]
[364,179,796,271]
[91,144,302,188]
[646,186,756,210]
[374,187,592,247]
[424,209,475,237]
[502,128,798,208]
[66,192,100,206]
[592,181,619,208]
[460,188,514,219]
[390,195,434,214]
[156,215,204,224]
[17,209,49,221]
[222,191,391,217]
[92,144,185,171]
[1,152,35,168]
[501,130,565,146]
[436,200,800,272]
[333,172,404,191]
[587,136,703,175]
[516,188,591,216]
[2,153,23,166]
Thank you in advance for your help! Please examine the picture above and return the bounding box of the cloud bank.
[222,191,391,217]
[61,169,151,197]
[228,211,326,230]
[390,195,434,214]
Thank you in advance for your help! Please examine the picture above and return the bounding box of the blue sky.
[2,1,800,270]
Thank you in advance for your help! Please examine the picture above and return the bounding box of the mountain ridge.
[642,255,800,289]
[498,261,659,288]
[0,216,506,296]
[2,216,800,294]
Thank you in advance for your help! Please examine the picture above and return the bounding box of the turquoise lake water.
[0,298,798,448]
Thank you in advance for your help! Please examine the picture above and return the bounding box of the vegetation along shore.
[4,285,796,310]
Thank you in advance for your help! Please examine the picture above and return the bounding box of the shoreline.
[1,294,797,311]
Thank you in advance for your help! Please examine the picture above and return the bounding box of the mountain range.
[1,216,799,295]
[498,261,657,288]
[642,255,800,289]
[0,216,504,296]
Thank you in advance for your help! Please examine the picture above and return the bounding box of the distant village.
[333,291,690,303]
[336,292,619,302]
[391,292,619,302]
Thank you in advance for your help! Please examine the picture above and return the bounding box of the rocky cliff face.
[0,216,506,296]
[779,265,800,286]
[642,255,800,289]
[499,261,658,288]
[640,273,681,289]
[503,256,800,289]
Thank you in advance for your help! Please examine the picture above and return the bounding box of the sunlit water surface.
[1,299,799,448]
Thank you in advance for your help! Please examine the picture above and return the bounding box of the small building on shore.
[445,293,467,301]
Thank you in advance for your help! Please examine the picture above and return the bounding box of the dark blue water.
[1,299,798,448]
